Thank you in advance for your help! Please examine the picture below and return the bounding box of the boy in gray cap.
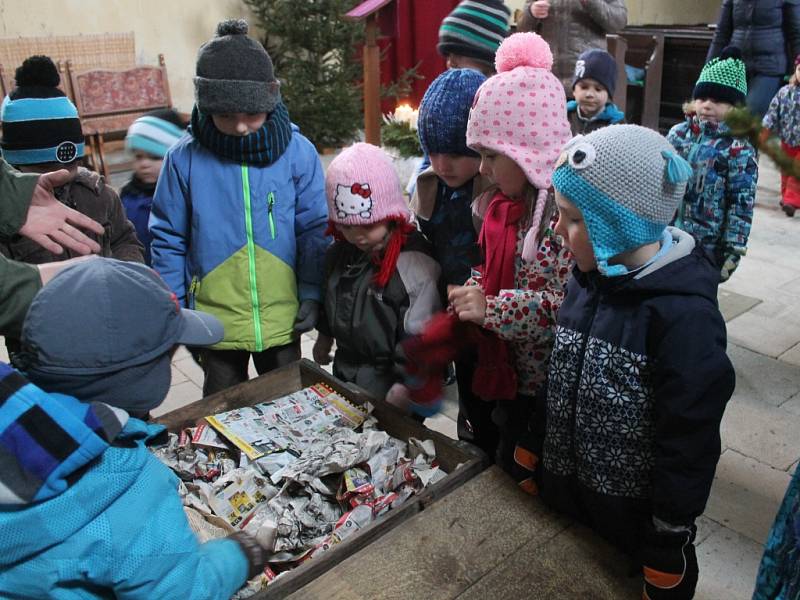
[513,125,734,599]
[150,19,330,396]
[2,258,272,598]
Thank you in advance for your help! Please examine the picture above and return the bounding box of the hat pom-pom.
[661,150,692,185]
[216,18,248,36]
[720,46,742,61]
[15,55,60,88]
[495,32,553,73]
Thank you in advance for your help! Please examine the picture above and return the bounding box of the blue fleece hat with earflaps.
[552,124,692,276]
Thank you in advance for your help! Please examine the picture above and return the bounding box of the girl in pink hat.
[448,32,574,484]
[312,143,442,401]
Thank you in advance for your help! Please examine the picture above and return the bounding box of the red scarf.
[478,191,527,295]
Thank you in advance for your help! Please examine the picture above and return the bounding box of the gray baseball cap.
[16,258,223,412]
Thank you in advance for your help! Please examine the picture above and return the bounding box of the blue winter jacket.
[150,127,329,351]
[707,0,800,77]
[537,229,735,554]
[0,363,249,599]
[667,115,758,275]
[120,186,154,265]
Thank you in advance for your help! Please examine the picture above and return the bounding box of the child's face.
[211,112,267,136]
[429,154,481,189]
[694,98,733,124]
[478,150,528,198]
[554,190,596,272]
[573,79,609,118]
[337,221,390,254]
[446,54,494,76]
[133,151,163,184]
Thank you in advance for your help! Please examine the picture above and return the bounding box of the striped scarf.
[0,362,127,505]
[190,102,293,166]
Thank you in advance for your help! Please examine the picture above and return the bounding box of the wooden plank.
[344,0,394,20]
[285,467,572,600]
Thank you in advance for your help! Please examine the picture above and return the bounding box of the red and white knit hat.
[325,143,411,226]
[467,33,572,256]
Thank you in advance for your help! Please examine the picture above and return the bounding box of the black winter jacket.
[536,228,735,555]
[318,231,441,400]
[708,0,800,77]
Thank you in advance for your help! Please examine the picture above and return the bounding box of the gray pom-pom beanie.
[194,19,281,115]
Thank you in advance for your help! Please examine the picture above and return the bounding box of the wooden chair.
[68,54,172,178]
[606,32,665,131]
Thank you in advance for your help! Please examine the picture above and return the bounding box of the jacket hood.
[578,227,720,304]
[567,100,625,124]
[0,363,166,563]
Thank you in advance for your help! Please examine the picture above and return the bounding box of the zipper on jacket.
[267,192,276,240]
[188,276,199,310]
[241,164,264,351]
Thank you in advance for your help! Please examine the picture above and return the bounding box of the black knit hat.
[195,19,281,114]
[693,46,747,105]
[438,0,511,67]
[572,49,617,98]
[0,55,84,165]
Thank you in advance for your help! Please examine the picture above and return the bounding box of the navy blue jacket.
[708,0,800,77]
[537,229,735,555]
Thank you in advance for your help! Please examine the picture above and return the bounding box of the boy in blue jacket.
[150,19,330,396]
[515,125,735,599]
[567,49,625,136]
[1,259,269,598]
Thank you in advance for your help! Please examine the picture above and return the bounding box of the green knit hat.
[693,46,747,105]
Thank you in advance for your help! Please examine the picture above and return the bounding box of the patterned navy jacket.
[667,115,758,279]
[536,229,735,554]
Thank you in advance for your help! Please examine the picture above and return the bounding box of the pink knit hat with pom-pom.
[467,32,571,259]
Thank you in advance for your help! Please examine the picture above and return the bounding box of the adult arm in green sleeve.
[0,255,41,338]
[0,159,39,239]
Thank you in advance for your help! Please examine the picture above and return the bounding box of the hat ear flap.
[661,150,692,185]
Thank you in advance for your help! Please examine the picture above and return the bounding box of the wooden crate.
[155,358,487,599]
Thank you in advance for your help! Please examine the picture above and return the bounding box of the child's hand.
[312,333,333,365]
[385,383,412,413]
[448,286,487,325]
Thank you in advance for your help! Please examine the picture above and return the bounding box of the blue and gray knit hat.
[0,55,84,165]
[418,68,486,157]
[552,124,692,276]
[125,108,185,158]
[438,0,511,67]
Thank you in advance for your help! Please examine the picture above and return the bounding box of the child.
[312,143,441,400]
[437,0,511,77]
[121,109,186,264]
[536,124,735,599]
[413,68,498,455]
[150,20,330,396]
[762,55,800,218]
[667,46,758,282]
[447,32,573,477]
[0,55,144,267]
[567,48,625,135]
[2,259,270,598]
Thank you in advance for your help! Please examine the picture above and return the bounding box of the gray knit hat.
[194,19,281,115]
[552,125,692,276]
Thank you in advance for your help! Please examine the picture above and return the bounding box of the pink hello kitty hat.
[467,32,572,259]
[325,142,411,226]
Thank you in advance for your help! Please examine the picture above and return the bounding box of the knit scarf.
[190,102,293,166]
[478,191,527,295]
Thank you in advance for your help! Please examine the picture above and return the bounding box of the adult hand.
[19,170,104,255]
[293,299,320,333]
[385,382,412,413]
[530,0,550,19]
[312,333,334,365]
[448,285,487,325]
[37,255,98,286]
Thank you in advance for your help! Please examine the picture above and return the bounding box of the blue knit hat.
[572,49,617,98]
[0,56,84,165]
[552,125,692,276]
[418,68,486,157]
[125,108,185,158]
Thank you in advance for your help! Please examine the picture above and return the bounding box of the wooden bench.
[67,55,172,179]
[606,33,665,131]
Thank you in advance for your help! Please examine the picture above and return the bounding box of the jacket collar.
[411,167,496,221]
[567,100,625,124]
